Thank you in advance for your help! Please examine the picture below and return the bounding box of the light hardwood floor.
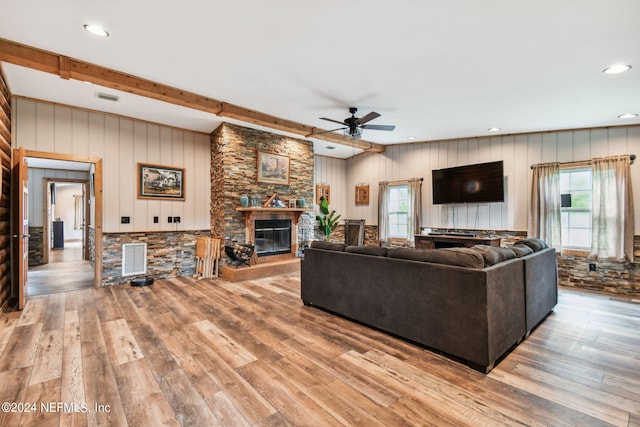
[28,242,94,296]
[0,273,639,426]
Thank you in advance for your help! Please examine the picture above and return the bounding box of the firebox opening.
[255,219,292,257]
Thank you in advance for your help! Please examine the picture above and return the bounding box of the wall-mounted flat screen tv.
[432,160,504,204]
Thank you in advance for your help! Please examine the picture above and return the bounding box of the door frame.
[17,149,103,288]
[42,178,90,264]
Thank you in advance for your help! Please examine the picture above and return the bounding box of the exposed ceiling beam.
[0,38,385,153]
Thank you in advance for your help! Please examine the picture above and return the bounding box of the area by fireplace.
[255,219,291,257]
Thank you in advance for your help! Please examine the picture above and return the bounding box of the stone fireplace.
[210,123,315,266]
[255,219,291,256]
[237,206,307,263]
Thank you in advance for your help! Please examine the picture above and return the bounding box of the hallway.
[27,241,94,296]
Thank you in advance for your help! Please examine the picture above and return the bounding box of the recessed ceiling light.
[618,113,638,119]
[84,24,109,37]
[488,127,501,132]
[603,64,631,74]
[325,145,336,150]
[407,136,416,140]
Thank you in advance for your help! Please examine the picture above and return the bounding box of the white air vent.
[122,243,147,276]
[96,92,119,102]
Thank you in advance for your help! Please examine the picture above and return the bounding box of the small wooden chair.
[195,237,221,279]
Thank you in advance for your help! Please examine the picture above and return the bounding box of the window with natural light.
[388,185,409,238]
[560,167,592,249]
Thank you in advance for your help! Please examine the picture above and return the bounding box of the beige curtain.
[407,178,423,243]
[590,155,634,262]
[378,181,390,242]
[529,162,561,249]
[74,195,83,230]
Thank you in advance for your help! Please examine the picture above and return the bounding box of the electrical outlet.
[153,216,159,224]
[173,216,180,223]
[589,263,596,272]
[168,216,173,223]
[121,216,130,224]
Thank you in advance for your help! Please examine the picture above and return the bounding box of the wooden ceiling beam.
[0,38,385,153]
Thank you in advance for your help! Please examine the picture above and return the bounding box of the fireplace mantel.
[236,207,309,263]
[236,207,308,226]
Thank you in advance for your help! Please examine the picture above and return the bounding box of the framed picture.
[138,163,185,200]
[316,184,330,204]
[257,151,290,185]
[355,184,370,205]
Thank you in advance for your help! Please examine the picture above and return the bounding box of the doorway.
[11,149,103,307]
[28,178,93,296]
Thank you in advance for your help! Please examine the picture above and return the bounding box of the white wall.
[52,183,83,241]
[14,98,211,232]
[28,168,89,227]
[340,126,640,233]
[314,155,347,220]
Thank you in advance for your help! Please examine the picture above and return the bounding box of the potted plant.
[316,196,341,242]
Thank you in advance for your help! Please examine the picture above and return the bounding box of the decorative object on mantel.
[250,194,261,207]
[239,194,249,207]
[316,184,330,204]
[355,184,370,205]
[257,150,290,185]
[316,196,341,241]
[298,198,306,208]
[264,193,286,208]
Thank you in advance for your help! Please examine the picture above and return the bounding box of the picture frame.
[316,184,330,204]
[257,151,290,185]
[355,184,370,205]
[138,163,185,200]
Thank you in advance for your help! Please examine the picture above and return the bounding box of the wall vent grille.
[96,92,119,102]
[122,243,147,276]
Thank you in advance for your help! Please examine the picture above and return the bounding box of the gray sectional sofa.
[300,239,558,373]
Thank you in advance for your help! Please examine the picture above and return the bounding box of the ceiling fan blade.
[319,117,347,126]
[361,124,395,131]
[355,111,381,125]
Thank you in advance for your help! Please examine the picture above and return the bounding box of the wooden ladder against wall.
[195,237,221,279]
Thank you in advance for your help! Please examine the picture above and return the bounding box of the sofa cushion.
[471,245,517,266]
[345,245,388,257]
[388,247,485,269]
[310,241,347,251]
[508,243,534,257]
[514,238,548,252]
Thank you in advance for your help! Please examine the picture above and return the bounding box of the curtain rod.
[530,154,635,169]
[380,177,424,185]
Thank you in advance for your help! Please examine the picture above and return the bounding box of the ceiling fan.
[318,107,395,139]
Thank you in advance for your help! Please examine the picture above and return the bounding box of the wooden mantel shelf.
[236,207,308,213]
[236,207,309,226]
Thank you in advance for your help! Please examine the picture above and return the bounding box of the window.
[560,167,592,249]
[388,185,409,238]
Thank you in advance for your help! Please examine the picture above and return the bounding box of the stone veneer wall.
[211,123,314,259]
[101,230,210,285]
[89,226,95,268]
[28,226,44,266]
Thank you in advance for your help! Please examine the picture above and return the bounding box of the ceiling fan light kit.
[319,107,395,139]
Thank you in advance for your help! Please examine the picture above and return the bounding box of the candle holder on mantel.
[250,195,261,207]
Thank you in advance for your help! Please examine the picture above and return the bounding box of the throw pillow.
[514,238,548,252]
[508,243,534,257]
[471,245,517,266]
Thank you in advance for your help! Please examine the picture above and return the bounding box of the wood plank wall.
[313,155,347,219]
[320,126,640,233]
[0,66,10,310]
[12,98,211,233]
[28,168,89,227]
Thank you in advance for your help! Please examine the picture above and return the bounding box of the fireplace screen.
[255,219,291,256]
